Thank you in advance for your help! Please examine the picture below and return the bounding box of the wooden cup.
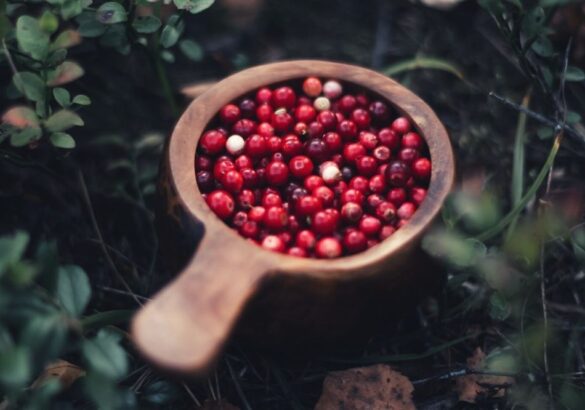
[131,60,455,375]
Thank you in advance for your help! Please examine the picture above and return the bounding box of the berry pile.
[195,77,431,258]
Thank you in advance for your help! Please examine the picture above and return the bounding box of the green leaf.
[565,66,585,82]
[53,87,71,107]
[72,94,91,105]
[47,48,68,67]
[60,0,84,20]
[173,0,214,14]
[16,16,50,60]
[13,72,46,102]
[56,265,90,315]
[0,231,29,274]
[51,29,82,49]
[132,15,161,33]
[0,347,31,391]
[10,127,42,147]
[21,314,67,365]
[39,11,59,34]
[44,109,84,132]
[47,61,85,86]
[97,2,128,24]
[179,39,203,61]
[521,7,545,39]
[142,381,181,406]
[383,56,464,79]
[76,11,107,37]
[50,132,76,149]
[82,329,128,380]
[537,126,554,140]
[160,24,180,48]
[1,106,39,128]
[531,36,554,57]
[160,50,175,63]
[566,110,581,125]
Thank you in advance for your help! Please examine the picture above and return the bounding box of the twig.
[77,170,143,307]
[226,357,253,410]
[2,39,19,76]
[181,383,203,408]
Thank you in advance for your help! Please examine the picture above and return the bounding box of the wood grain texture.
[132,60,455,375]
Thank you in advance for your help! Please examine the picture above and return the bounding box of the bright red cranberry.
[359,216,381,236]
[341,202,363,223]
[271,110,293,133]
[373,146,391,162]
[322,132,342,153]
[397,202,416,220]
[197,171,214,192]
[248,206,266,222]
[349,176,369,193]
[237,189,255,209]
[278,231,292,246]
[410,187,426,205]
[359,132,378,150]
[412,158,431,180]
[368,174,386,194]
[339,95,357,114]
[294,122,308,136]
[387,188,407,206]
[239,221,259,238]
[256,87,272,105]
[235,155,253,170]
[264,206,288,230]
[232,211,248,228]
[262,235,285,252]
[391,117,411,134]
[379,225,395,240]
[317,110,338,130]
[273,86,296,109]
[257,122,275,138]
[311,210,338,235]
[300,176,321,192]
[200,130,226,155]
[385,160,410,187]
[313,186,335,207]
[213,159,236,181]
[220,104,241,124]
[343,230,367,254]
[337,120,358,140]
[239,99,256,118]
[241,168,258,188]
[245,134,267,158]
[305,138,329,163]
[402,132,423,150]
[341,189,365,205]
[303,76,322,97]
[375,201,396,223]
[369,101,390,123]
[262,192,283,208]
[287,247,307,257]
[315,237,342,259]
[267,136,282,153]
[296,195,323,216]
[207,190,235,219]
[289,155,314,178]
[196,155,212,171]
[265,161,289,186]
[351,108,371,129]
[343,143,366,163]
[398,147,420,163]
[307,121,325,138]
[223,169,244,193]
[295,104,316,123]
[232,119,256,137]
[281,135,303,157]
[296,230,316,250]
[256,104,273,122]
[378,128,400,150]
[356,156,377,177]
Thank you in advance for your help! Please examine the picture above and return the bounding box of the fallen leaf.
[31,359,85,390]
[201,399,240,409]
[315,364,415,410]
[455,348,514,403]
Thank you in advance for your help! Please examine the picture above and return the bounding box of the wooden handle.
[131,233,269,374]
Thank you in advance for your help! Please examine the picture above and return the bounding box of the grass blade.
[383,56,464,79]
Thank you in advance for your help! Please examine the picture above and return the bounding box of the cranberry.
[282,135,303,157]
[397,202,416,220]
[410,187,427,205]
[240,221,259,238]
[245,134,267,157]
[307,121,325,138]
[323,132,342,152]
[368,174,386,194]
[341,202,363,223]
[288,247,307,257]
[235,155,253,170]
[278,231,292,246]
[349,176,369,193]
[379,225,395,240]
[339,95,357,114]
[341,189,364,205]
[296,230,316,250]
[294,122,308,136]
[264,206,288,230]
[402,132,423,150]
[398,147,420,163]
[238,189,256,209]
[351,108,371,129]
[304,175,324,191]
[355,156,377,177]
[317,110,338,130]
[257,122,275,138]
[373,146,391,162]
[200,130,226,155]
[298,96,312,106]
[378,128,400,149]
[412,158,431,180]
[265,161,289,186]
[313,186,335,207]
[375,201,396,222]
[207,190,235,219]
[220,104,241,124]
[315,237,342,258]
[232,211,248,227]
[305,138,329,163]
[232,119,256,137]
[239,99,256,118]
[337,120,358,140]
[387,188,407,206]
[359,132,378,150]
[256,104,273,122]
[303,76,322,97]
[262,235,285,252]
[312,210,338,235]
[196,155,212,171]
[296,195,323,216]
[369,101,390,123]
[213,159,236,181]
[288,215,300,233]
[273,86,296,109]
[391,117,411,134]
[333,180,348,196]
[367,239,379,248]
[323,80,343,99]
[295,104,316,123]
[262,192,283,208]
[355,93,370,107]
[248,206,266,222]
[267,136,282,154]
[343,230,367,254]
[241,168,258,188]
[256,87,272,105]
[196,171,214,192]
[223,169,244,193]
[343,143,366,163]
[385,160,410,187]
[271,110,293,133]
[366,194,384,211]
[359,216,381,236]
[289,155,314,178]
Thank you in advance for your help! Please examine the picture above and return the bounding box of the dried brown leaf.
[31,359,85,390]
[315,364,415,410]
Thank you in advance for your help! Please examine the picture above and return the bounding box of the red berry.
[271,110,293,133]
[232,211,248,227]
[307,121,325,138]
[200,130,226,155]
[232,119,256,136]
[355,93,370,107]
[267,136,282,153]
[289,155,314,178]
[312,210,338,235]
[288,215,300,233]
[412,157,431,180]
[238,189,256,209]
[213,159,236,181]
[338,95,357,114]
[315,237,342,259]
[369,101,390,123]
[398,147,420,163]
[351,108,371,129]
[239,99,256,118]
[402,132,423,150]
[256,87,272,104]
[295,104,316,123]
[323,132,342,152]
[223,170,243,192]
[341,202,363,223]
[207,190,235,219]
[367,239,379,248]
[262,235,285,252]
[378,128,400,149]
[317,110,338,130]
[366,194,384,211]
[282,135,303,157]
[248,206,266,222]
[262,192,283,208]
[356,156,377,177]
[305,138,329,163]
[235,155,253,170]
[375,201,396,223]
[296,195,323,216]
[368,174,386,194]
[196,155,212,171]
[294,122,308,136]
[256,104,273,122]
[343,230,367,254]
[359,131,378,150]
[241,168,258,188]
[341,189,365,205]
[337,120,358,140]
[387,188,407,206]
[303,76,322,97]
[296,230,316,250]
[385,160,410,187]
[391,117,411,134]
[333,180,348,196]
[349,176,369,193]
[245,134,267,158]
[373,146,391,162]
[265,161,289,186]
[273,86,296,109]
[257,122,275,138]
[287,247,306,257]
[343,143,366,163]
[220,104,241,124]
[379,225,396,240]
[304,175,324,191]
[239,221,259,238]
[264,206,288,230]
[313,186,335,207]
[278,231,292,246]
[196,171,214,192]
[397,202,416,220]
[410,187,427,205]
[359,216,381,236]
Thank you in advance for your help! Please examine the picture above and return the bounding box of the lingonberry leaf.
[51,29,82,50]
[56,265,90,315]
[47,61,84,86]
[132,15,161,34]
[160,24,180,48]
[16,16,50,60]
[1,106,39,129]
[565,66,585,82]
[44,109,84,132]
[173,0,215,14]
[53,87,71,108]
[12,72,45,102]
[82,329,128,380]
[72,94,91,106]
[50,132,76,149]
[10,127,42,147]
[39,10,59,34]
[179,39,203,61]
[96,2,127,25]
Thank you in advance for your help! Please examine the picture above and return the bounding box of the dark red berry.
[232,119,256,136]
[343,143,366,163]
[305,138,329,163]
[265,161,289,186]
[359,131,378,150]
[256,87,272,105]
[410,187,426,205]
[341,202,363,223]
[223,169,244,193]
[313,186,335,207]
[207,190,235,219]
[412,158,431,180]
[245,134,267,158]
[197,171,214,192]
[341,189,365,205]
[369,101,390,123]
[343,230,367,254]
[264,206,288,230]
[256,104,273,122]
[375,201,396,223]
[397,202,416,220]
[378,128,400,149]
[273,86,296,109]
[295,104,316,123]
[355,156,377,177]
[398,147,420,163]
[296,195,323,216]
[359,216,381,236]
[296,229,316,250]
[304,175,324,191]
[240,221,259,238]
[312,210,338,235]
[317,110,338,130]
[220,104,241,124]
[200,130,226,155]
[239,99,256,118]
[289,155,314,178]
[387,188,407,206]
[391,117,411,134]
[368,174,386,194]
[385,160,410,187]
[337,120,358,140]
[351,108,371,129]
[257,122,275,138]
[349,176,369,193]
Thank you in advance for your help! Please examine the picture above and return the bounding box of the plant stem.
[81,309,134,332]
